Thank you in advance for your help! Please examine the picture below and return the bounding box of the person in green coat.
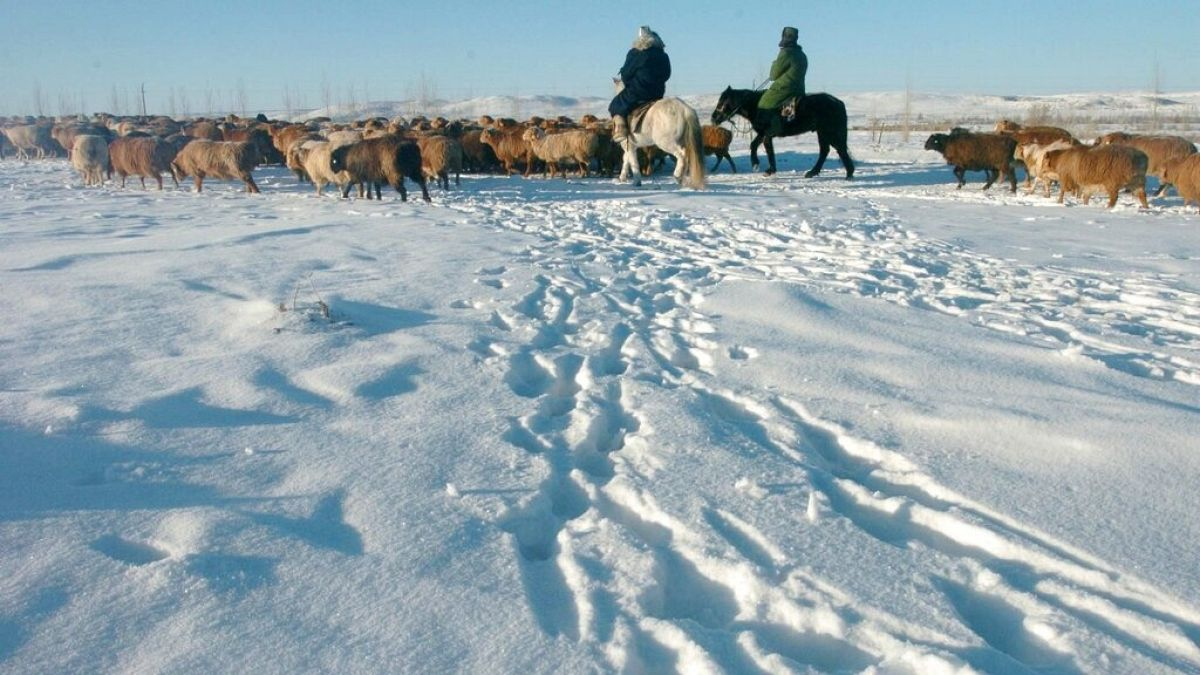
[756,26,807,135]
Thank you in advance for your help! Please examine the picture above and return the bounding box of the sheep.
[924,130,1017,192]
[417,135,464,189]
[108,136,180,189]
[170,140,261,194]
[1003,126,1076,187]
[223,127,280,165]
[0,131,11,159]
[2,124,57,159]
[296,140,355,197]
[1042,144,1148,208]
[1094,132,1198,196]
[1022,139,1077,196]
[53,123,108,160]
[71,135,110,186]
[702,124,735,173]
[458,129,499,173]
[188,121,225,141]
[324,129,363,147]
[521,127,599,178]
[479,127,534,176]
[328,135,430,202]
[1160,155,1200,212]
[270,124,317,159]
[284,133,323,181]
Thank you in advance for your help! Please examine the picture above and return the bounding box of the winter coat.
[759,46,807,111]
[608,45,671,117]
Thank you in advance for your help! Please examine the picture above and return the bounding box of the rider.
[609,25,671,143]
[757,26,807,136]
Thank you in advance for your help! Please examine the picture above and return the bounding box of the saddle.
[629,100,657,133]
[781,96,800,122]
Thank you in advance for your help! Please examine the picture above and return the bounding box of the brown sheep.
[223,127,279,165]
[329,135,430,202]
[924,130,1017,192]
[458,129,499,173]
[479,127,534,176]
[1043,144,1148,208]
[1095,132,1198,196]
[53,123,108,160]
[1161,155,1200,212]
[284,133,324,181]
[108,136,180,189]
[417,135,464,189]
[702,124,735,173]
[188,121,225,141]
[1004,126,1076,188]
[521,127,599,178]
[270,124,317,159]
[170,140,261,194]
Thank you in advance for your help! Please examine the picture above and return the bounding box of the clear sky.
[3,0,1198,116]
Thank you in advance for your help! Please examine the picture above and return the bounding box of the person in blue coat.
[609,26,671,142]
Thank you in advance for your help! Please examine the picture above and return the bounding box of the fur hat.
[779,26,799,48]
[633,25,665,50]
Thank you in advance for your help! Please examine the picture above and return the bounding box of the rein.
[713,90,760,138]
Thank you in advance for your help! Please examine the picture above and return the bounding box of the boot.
[612,115,629,143]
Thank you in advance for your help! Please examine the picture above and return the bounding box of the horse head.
[710,86,738,126]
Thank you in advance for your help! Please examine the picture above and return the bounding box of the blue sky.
[2,0,1197,116]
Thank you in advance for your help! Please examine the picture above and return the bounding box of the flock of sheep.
[2,109,1198,212]
[923,122,1200,210]
[0,112,736,201]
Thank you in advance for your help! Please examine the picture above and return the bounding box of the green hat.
[779,26,799,48]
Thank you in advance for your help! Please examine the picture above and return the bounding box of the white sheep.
[521,127,600,178]
[70,135,109,186]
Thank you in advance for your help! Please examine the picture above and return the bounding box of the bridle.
[712,92,757,137]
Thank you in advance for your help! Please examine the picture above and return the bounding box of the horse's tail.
[681,105,706,190]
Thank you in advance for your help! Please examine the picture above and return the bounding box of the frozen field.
[1,127,1199,674]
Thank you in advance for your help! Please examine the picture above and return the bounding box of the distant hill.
[284,90,1200,134]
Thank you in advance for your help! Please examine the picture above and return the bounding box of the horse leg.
[806,135,831,178]
[749,133,763,172]
[763,137,777,176]
[620,141,642,186]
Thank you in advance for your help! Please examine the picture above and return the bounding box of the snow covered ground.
[1,123,1199,674]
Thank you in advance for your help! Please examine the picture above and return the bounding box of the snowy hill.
[1,108,1199,673]
[293,90,1200,135]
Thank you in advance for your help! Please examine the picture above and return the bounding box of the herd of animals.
[923,121,1200,210]
[1,108,1198,211]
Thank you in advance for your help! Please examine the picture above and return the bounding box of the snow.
[2,100,1200,673]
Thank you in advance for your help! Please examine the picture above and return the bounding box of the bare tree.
[1150,60,1162,133]
[321,73,332,114]
[236,78,249,118]
[902,73,913,143]
[31,80,47,116]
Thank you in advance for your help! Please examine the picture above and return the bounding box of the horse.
[614,81,706,189]
[710,87,854,179]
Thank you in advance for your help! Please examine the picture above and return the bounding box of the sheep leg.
[194,175,204,193]
[982,169,997,190]
[393,178,408,202]
[415,174,431,202]
[340,183,352,199]
[243,174,260,194]
[155,173,164,191]
[140,176,147,190]
[1134,184,1148,208]
[954,166,966,189]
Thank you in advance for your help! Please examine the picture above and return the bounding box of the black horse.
[711,87,854,179]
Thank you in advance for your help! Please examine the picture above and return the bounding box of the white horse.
[614,82,706,190]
